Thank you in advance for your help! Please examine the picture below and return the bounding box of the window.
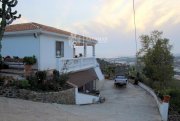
[56,41,64,57]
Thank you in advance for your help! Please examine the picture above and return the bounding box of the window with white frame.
[56,41,64,57]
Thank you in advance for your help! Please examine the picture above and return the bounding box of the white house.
[1,23,104,104]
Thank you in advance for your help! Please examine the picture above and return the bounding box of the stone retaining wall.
[0,87,75,104]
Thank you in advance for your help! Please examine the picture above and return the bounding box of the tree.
[139,30,174,90]
[0,0,21,52]
[105,66,115,78]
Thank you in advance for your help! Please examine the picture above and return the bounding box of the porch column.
[92,45,95,57]
[84,43,87,57]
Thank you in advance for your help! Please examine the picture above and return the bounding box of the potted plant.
[23,55,37,76]
[163,95,171,103]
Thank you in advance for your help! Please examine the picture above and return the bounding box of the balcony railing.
[56,57,98,73]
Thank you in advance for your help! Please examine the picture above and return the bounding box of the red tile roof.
[5,22,97,42]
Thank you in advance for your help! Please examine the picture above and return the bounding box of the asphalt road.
[0,80,161,121]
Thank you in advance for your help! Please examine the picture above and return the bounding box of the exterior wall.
[96,78,105,90]
[56,57,97,73]
[2,35,39,58]
[75,88,99,105]
[1,32,99,72]
[94,66,105,80]
[2,35,40,69]
[2,33,74,71]
[39,34,74,70]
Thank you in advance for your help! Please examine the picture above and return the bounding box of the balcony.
[56,57,98,73]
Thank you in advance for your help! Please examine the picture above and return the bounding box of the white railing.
[56,57,98,73]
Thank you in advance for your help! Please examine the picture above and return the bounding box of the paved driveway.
[0,80,161,121]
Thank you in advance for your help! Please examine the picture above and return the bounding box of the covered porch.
[72,35,97,58]
[56,36,98,73]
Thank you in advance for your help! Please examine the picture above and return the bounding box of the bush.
[157,88,180,113]
[35,71,47,89]
[59,73,69,87]
[0,77,5,86]
[23,55,36,65]
[35,71,47,83]
[27,75,38,90]
[0,61,9,69]
[13,56,19,59]
[53,70,69,87]
[168,89,180,113]
[25,70,69,91]
[53,70,60,77]
[26,72,52,91]
[18,80,30,89]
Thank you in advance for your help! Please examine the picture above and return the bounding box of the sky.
[13,0,180,58]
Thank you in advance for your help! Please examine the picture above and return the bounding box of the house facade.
[1,23,104,104]
[2,23,95,69]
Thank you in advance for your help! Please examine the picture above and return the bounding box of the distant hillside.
[97,58,129,77]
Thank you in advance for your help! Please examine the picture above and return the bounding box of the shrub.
[168,89,180,113]
[53,70,60,77]
[25,70,69,91]
[27,75,38,89]
[59,73,69,87]
[18,80,30,89]
[0,61,9,69]
[0,76,15,87]
[53,70,69,87]
[0,77,5,86]
[13,56,19,59]
[27,71,58,91]
[0,55,9,69]
[23,55,36,65]
[157,88,180,113]
[35,71,46,82]
[5,56,11,59]
[35,71,47,88]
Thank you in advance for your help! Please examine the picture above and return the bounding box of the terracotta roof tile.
[5,22,97,43]
[5,23,38,32]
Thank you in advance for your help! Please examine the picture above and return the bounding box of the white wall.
[39,34,74,70]
[2,35,40,69]
[94,66,104,81]
[2,33,74,71]
[75,88,99,105]
[94,66,105,90]
[2,35,39,58]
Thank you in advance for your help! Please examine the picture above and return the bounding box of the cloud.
[13,16,30,24]
[66,0,180,57]
[69,0,180,33]
[11,0,179,57]
[155,10,176,27]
